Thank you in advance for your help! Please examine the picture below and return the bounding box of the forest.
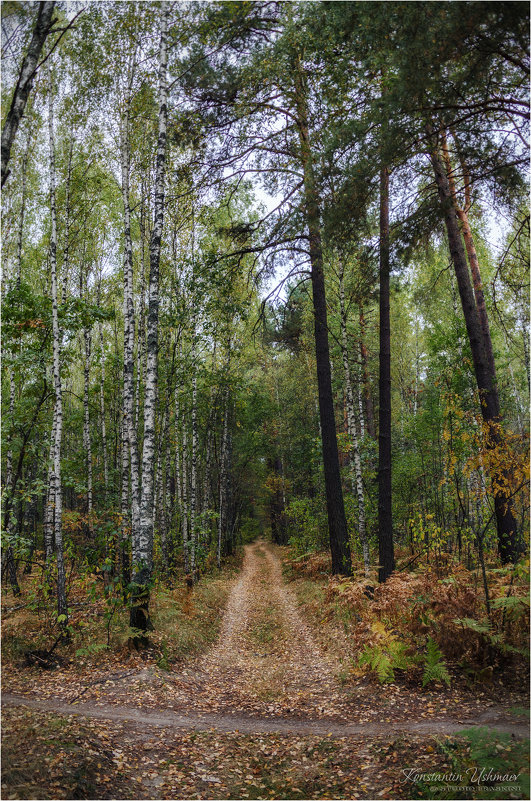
[1,2,530,800]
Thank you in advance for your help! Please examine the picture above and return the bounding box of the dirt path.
[2,691,528,738]
[2,542,529,799]
[2,541,528,739]
[191,540,341,716]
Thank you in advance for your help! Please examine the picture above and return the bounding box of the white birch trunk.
[61,135,73,304]
[120,417,130,577]
[98,322,109,492]
[137,2,168,588]
[217,387,229,569]
[357,365,365,439]
[43,414,55,561]
[174,384,185,569]
[48,71,67,621]
[83,326,93,534]
[182,424,190,572]
[120,86,140,549]
[190,368,198,575]
[339,261,370,576]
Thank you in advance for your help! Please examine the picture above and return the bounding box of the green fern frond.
[422,637,451,687]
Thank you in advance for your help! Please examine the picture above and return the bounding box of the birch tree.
[48,69,67,625]
[131,1,169,633]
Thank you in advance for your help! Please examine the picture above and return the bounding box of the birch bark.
[217,386,229,569]
[190,367,198,576]
[120,105,141,552]
[338,261,370,576]
[48,71,67,623]
[132,2,168,632]
[1,1,56,186]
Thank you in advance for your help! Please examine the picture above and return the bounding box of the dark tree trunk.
[1,2,56,187]
[293,61,351,576]
[430,144,521,564]
[378,166,395,583]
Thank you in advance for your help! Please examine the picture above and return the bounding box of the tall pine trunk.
[292,58,351,576]
[430,139,520,564]
[378,166,395,583]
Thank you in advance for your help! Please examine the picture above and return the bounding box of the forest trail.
[3,542,528,799]
[2,541,528,739]
[192,539,340,717]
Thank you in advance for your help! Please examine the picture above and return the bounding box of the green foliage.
[358,638,413,684]
[75,642,108,657]
[285,496,328,555]
[422,728,530,800]
[156,639,172,671]
[422,637,451,687]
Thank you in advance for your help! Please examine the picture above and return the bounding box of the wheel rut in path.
[193,539,340,717]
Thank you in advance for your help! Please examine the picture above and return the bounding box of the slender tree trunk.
[182,424,190,571]
[61,135,73,304]
[442,133,497,378]
[83,326,94,536]
[120,112,141,556]
[98,322,109,494]
[359,304,376,439]
[43,419,55,561]
[3,370,21,595]
[3,136,32,591]
[190,369,198,576]
[48,71,67,625]
[120,419,131,591]
[15,125,31,289]
[135,189,147,437]
[174,383,186,570]
[378,166,395,583]
[218,386,229,569]
[1,1,56,187]
[132,3,168,633]
[430,141,521,564]
[339,261,370,576]
[292,58,351,576]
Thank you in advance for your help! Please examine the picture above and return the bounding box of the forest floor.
[2,540,529,800]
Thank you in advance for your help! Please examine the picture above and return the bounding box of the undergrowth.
[1,555,241,670]
[285,548,529,689]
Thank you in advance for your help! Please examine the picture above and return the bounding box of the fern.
[453,616,491,634]
[491,594,529,612]
[422,637,451,687]
[359,639,413,683]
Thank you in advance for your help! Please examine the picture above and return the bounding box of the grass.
[249,605,283,645]
[1,556,241,671]
[407,728,530,800]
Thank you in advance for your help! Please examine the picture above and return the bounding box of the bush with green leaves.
[285,496,328,555]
